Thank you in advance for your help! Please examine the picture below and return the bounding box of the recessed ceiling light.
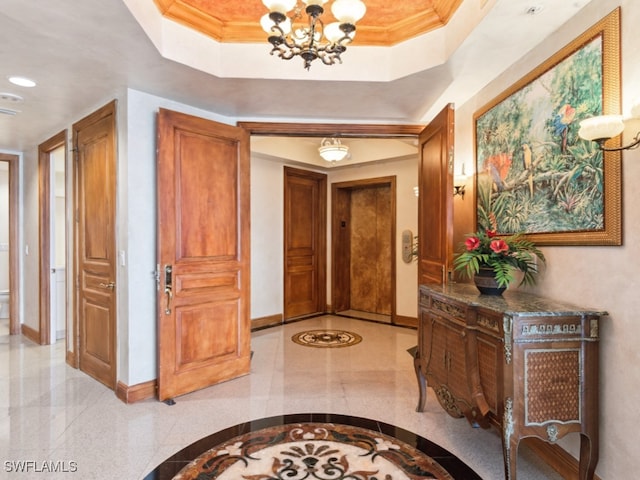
[8,76,36,87]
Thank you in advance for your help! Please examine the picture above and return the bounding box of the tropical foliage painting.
[475,36,604,236]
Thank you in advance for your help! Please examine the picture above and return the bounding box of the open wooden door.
[418,104,455,285]
[156,109,251,402]
[74,101,117,389]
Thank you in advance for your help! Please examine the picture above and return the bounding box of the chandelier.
[260,0,367,70]
[319,138,349,162]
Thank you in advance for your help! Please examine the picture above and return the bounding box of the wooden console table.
[415,283,605,480]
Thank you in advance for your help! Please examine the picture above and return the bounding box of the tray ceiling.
[153,0,464,46]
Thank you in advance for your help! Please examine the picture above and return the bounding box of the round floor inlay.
[173,421,455,479]
[291,329,362,348]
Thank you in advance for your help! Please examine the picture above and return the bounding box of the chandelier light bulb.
[261,13,292,34]
[302,0,329,5]
[324,22,353,43]
[331,0,367,24]
[262,0,297,14]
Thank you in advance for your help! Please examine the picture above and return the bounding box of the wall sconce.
[453,163,468,199]
[578,101,640,151]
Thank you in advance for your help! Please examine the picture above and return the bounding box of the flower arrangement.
[453,229,546,288]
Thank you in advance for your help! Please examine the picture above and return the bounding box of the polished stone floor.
[0,316,562,479]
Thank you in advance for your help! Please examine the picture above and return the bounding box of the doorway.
[0,153,19,335]
[332,177,396,324]
[39,131,67,345]
[283,167,327,320]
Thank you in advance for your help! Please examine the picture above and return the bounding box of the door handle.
[164,265,173,315]
[99,282,115,290]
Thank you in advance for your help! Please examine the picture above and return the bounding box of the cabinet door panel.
[446,324,468,401]
[477,334,500,413]
[428,317,448,381]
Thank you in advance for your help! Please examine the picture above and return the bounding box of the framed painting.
[473,8,621,246]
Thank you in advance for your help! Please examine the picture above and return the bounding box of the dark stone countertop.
[420,283,607,317]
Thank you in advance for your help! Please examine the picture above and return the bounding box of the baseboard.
[523,438,602,480]
[66,349,78,368]
[115,379,157,404]
[251,314,283,331]
[21,323,39,344]
[394,315,417,328]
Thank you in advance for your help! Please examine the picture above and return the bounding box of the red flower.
[490,239,509,254]
[486,229,498,238]
[465,237,481,251]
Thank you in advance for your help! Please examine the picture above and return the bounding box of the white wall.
[454,2,639,478]
[21,149,39,331]
[250,156,285,320]
[0,168,8,291]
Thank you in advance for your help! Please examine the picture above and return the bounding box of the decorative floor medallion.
[173,422,454,479]
[144,413,482,480]
[291,330,362,348]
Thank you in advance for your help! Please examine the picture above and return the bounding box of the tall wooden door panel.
[73,101,117,389]
[418,104,454,285]
[283,167,326,320]
[157,108,250,401]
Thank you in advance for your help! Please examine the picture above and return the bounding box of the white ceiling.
[0,0,595,158]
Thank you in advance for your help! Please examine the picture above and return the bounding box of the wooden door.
[157,108,251,402]
[418,104,454,285]
[283,167,326,320]
[73,101,117,389]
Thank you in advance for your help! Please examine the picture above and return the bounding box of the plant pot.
[473,268,506,295]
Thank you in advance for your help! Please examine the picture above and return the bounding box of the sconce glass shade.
[319,138,349,162]
[262,0,297,14]
[331,0,367,24]
[578,115,624,141]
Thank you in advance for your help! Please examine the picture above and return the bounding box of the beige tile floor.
[0,316,562,479]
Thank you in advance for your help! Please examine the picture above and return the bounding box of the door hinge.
[154,264,160,291]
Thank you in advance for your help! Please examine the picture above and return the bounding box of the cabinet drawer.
[513,314,598,342]
[429,295,469,324]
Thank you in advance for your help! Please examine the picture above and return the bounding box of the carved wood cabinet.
[415,283,605,480]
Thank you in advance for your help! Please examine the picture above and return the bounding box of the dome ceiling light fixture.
[260,0,366,70]
[319,137,349,162]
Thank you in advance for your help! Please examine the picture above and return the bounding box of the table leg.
[579,433,598,480]
[414,351,427,412]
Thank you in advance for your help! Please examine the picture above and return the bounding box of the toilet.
[0,290,9,319]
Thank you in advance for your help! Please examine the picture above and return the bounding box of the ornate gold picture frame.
[473,8,621,246]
